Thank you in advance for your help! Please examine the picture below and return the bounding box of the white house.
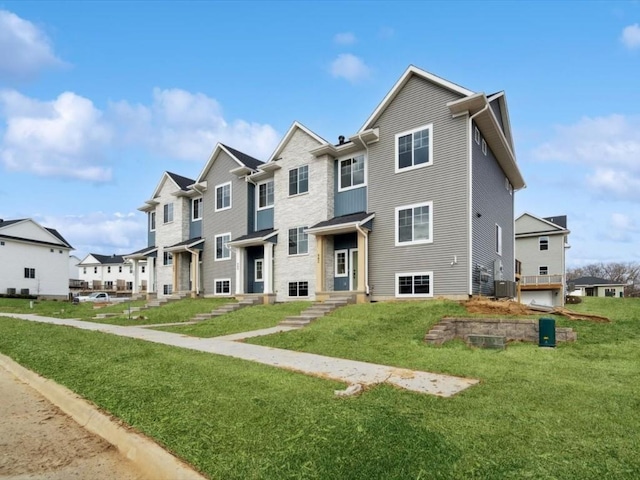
[0,218,73,299]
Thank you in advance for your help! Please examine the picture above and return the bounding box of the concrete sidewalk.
[1,313,478,397]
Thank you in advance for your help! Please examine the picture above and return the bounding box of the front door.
[335,248,358,291]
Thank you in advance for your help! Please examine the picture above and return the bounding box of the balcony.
[520,274,564,290]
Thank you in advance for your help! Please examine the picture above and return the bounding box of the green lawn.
[157,301,311,337]
[0,297,234,326]
[0,297,639,479]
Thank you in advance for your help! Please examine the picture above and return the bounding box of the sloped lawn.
[0,297,638,479]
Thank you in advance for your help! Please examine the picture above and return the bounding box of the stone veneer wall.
[424,317,577,345]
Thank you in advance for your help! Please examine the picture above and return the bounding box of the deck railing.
[520,274,564,286]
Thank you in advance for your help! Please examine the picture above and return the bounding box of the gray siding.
[148,230,155,247]
[367,75,470,299]
[489,98,504,133]
[201,151,249,295]
[471,120,515,295]
[247,185,255,233]
[334,160,367,216]
[256,208,274,230]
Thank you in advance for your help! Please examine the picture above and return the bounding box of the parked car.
[75,292,111,303]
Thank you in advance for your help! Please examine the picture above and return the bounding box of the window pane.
[299,282,309,297]
[299,166,308,193]
[299,228,308,254]
[414,129,430,165]
[398,208,413,242]
[414,275,430,294]
[256,260,263,280]
[289,169,298,195]
[413,205,430,241]
[340,159,352,188]
[336,252,346,275]
[266,181,274,205]
[398,276,413,294]
[352,155,365,186]
[288,282,297,296]
[398,134,412,169]
[288,228,298,255]
[259,183,267,208]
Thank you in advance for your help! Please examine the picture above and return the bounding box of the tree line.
[567,262,640,297]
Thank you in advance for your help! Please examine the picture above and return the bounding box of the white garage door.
[521,290,554,307]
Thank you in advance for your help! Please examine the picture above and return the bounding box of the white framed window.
[94,267,98,274]
[24,268,36,279]
[395,272,433,298]
[495,224,502,256]
[129,266,133,274]
[258,180,274,209]
[149,211,156,231]
[107,266,111,273]
[214,278,231,295]
[0,241,4,246]
[104,281,113,289]
[163,252,173,266]
[474,126,480,144]
[539,236,549,251]
[141,266,146,274]
[163,284,173,295]
[395,124,433,172]
[119,266,122,273]
[83,267,87,274]
[288,226,308,255]
[539,266,549,275]
[215,182,231,211]
[192,197,203,221]
[335,250,348,277]
[163,203,174,224]
[215,233,231,260]
[482,138,487,155]
[255,259,264,282]
[395,201,433,246]
[289,165,309,196]
[339,154,366,191]
[288,281,309,297]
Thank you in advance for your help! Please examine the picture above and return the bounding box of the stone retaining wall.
[424,317,577,345]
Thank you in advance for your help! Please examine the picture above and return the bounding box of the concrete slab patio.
[1,313,479,397]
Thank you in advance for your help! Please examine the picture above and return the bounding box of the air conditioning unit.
[494,280,516,298]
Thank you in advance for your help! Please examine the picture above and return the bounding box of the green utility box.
[539,317,556,347]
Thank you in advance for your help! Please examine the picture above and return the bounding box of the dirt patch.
[463,297,610,323]
[0,366,147,480]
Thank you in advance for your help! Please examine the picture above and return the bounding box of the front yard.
[0,297,638,479]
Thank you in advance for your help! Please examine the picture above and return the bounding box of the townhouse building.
[130,65,525,303]
[77,253,146,293]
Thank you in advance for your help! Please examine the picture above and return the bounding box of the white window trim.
[481,138,487,155]
[496,224,502,256]
[394,201,434,246]
[395,271,434,298]
[215,232,232,261]
[334,249,348,277]
[150,211,156,232]
[394,123,433,173]
[192,197,203,221]
[288,226,309,256]
[255,259,264,282]
[474,126,480,144]
[539,236,549,251]
[163,203,174,224]
[539,265,549,276]
[288,281,309,298]
[288,165,309,197]
[214,278,231,295]
[257,180,274,211]
[337,154,367,193]
[215,182,232,212]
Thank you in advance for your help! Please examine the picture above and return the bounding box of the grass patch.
[157,301,311,337]
[1,297,639,478]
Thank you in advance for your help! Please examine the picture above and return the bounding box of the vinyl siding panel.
[516,235,565,277]
[148,230,155,247]
[190,219,202,239]
[489,99,505,133]
[471,121,515,295]
[200,151,249,296]
[256,208,274,230]
[367,75,469,299]
[334,160,367,216]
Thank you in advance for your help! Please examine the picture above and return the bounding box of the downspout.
[356,132,372,296]
[468,103,490,297]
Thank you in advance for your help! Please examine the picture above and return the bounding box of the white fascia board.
[266,121,329,163]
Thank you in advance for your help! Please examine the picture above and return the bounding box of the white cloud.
[37,211,147,259]
[330,54,371,84]
[621,23,640,50]
[334,32,356,45]
[0,90,113,182]
[0,9,65,80]
[533,114,640,200]
[111,88,279,161]
[605,212,637,242]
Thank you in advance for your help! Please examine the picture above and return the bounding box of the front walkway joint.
[1,313,479,397]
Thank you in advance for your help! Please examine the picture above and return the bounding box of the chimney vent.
[338,135,345,145]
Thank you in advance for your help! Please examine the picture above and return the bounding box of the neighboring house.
[569,276,625,298]
[0,218,73,299]
[77,253,144,293]
[69,254,81,280]
[515,213,570,307]
[131,65,525,302]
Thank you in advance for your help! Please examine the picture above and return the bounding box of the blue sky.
[1,1,639,266]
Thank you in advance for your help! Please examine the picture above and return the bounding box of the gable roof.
[571,276,625,287]
[266,121,328,163]
[487,91,515,151]
[0,218,73,249]
[92,254,126,264]
[196,143,264,182]
[515,213,570,237]
[359,65,475,133]
[167,172,195,191]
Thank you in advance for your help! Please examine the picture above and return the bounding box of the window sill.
[394,162,432,174]
[395,239,433,247]
[338,183,366,193]
[288,192,309,199]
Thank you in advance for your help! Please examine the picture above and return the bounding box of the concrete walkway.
[1,313,479,397]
